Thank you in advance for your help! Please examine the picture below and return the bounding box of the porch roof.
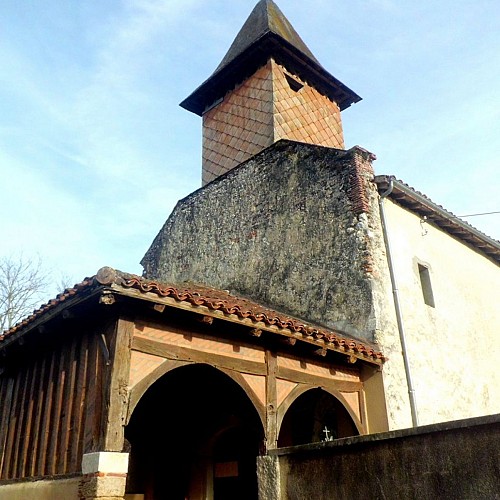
[0,267,386,365]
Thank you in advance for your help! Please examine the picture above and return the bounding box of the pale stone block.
[82,451,129,474]
[80,476,127,498]
[257,455,281,500]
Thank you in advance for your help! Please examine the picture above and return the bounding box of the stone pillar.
[257,455,281,500]
[79,452,129,500]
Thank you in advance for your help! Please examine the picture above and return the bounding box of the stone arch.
[277,385,362,447]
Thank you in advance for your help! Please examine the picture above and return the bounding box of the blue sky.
[1,0,499,299]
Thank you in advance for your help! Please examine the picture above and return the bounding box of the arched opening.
[125,364,264,500]
[278,388,359,447]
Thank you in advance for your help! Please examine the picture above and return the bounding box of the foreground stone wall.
[0,477,80,500]
[143,140,380,339]
[263,414,500,500]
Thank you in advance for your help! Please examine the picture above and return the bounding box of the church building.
[1,1,499,499]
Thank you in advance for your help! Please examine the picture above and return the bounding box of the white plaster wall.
[377,199,500,428]
[367,196,413,430]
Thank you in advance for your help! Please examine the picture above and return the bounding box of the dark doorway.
[125,364,263,500]
[278,388,358,447]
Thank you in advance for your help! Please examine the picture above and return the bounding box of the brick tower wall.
[271,61,344,148]
[202,62,275,185]
[202,60,345,186]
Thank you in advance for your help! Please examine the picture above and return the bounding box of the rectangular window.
[418,264,435,307]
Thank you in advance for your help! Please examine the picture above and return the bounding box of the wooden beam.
[98,333,111,366]
[132,335,267,376]
[2,374,21,478]
[36,349,56,476]
[16,363,36,477]
[82,335,100,457]
[0,378,14,478]
[68,331,89,472]
[103,317,134,452]
[47,349,67,475]
[57,336,78,474]
[276,366,362,392]
[265,350,278,451]
[19,359,45,475]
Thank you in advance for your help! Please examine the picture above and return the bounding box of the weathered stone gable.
[142,140,380,340]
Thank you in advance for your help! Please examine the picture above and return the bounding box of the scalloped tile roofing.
[1,267,386,364]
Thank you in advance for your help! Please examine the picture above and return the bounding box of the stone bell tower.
[180,0,361,185]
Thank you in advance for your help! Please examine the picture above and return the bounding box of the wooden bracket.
[152,303,166,313]
[197,315,214,325]
[62,309,74,320]
[249,328,262,337]
[99,293,116,306]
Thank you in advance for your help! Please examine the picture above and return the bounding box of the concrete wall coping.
[269,413,500,456]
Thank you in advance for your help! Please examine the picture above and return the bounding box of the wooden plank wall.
[0,329,105,480]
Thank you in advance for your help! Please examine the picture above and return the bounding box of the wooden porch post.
[80,315,134,500]
[265,350,278,451]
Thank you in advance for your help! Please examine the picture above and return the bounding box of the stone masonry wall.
[142,140,379,340]
[264,414,500,500]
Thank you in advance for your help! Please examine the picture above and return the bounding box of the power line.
[458,211,500,218]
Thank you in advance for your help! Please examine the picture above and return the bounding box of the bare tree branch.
[0,255,49,331]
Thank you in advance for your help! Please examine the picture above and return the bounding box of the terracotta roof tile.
[1,267,386,365]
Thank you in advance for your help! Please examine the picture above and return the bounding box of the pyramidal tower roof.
[215,0,320,72]
[180,0,361,116]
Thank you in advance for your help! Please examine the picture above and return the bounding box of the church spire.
[181,0,361,185]
[214,0,320,73]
